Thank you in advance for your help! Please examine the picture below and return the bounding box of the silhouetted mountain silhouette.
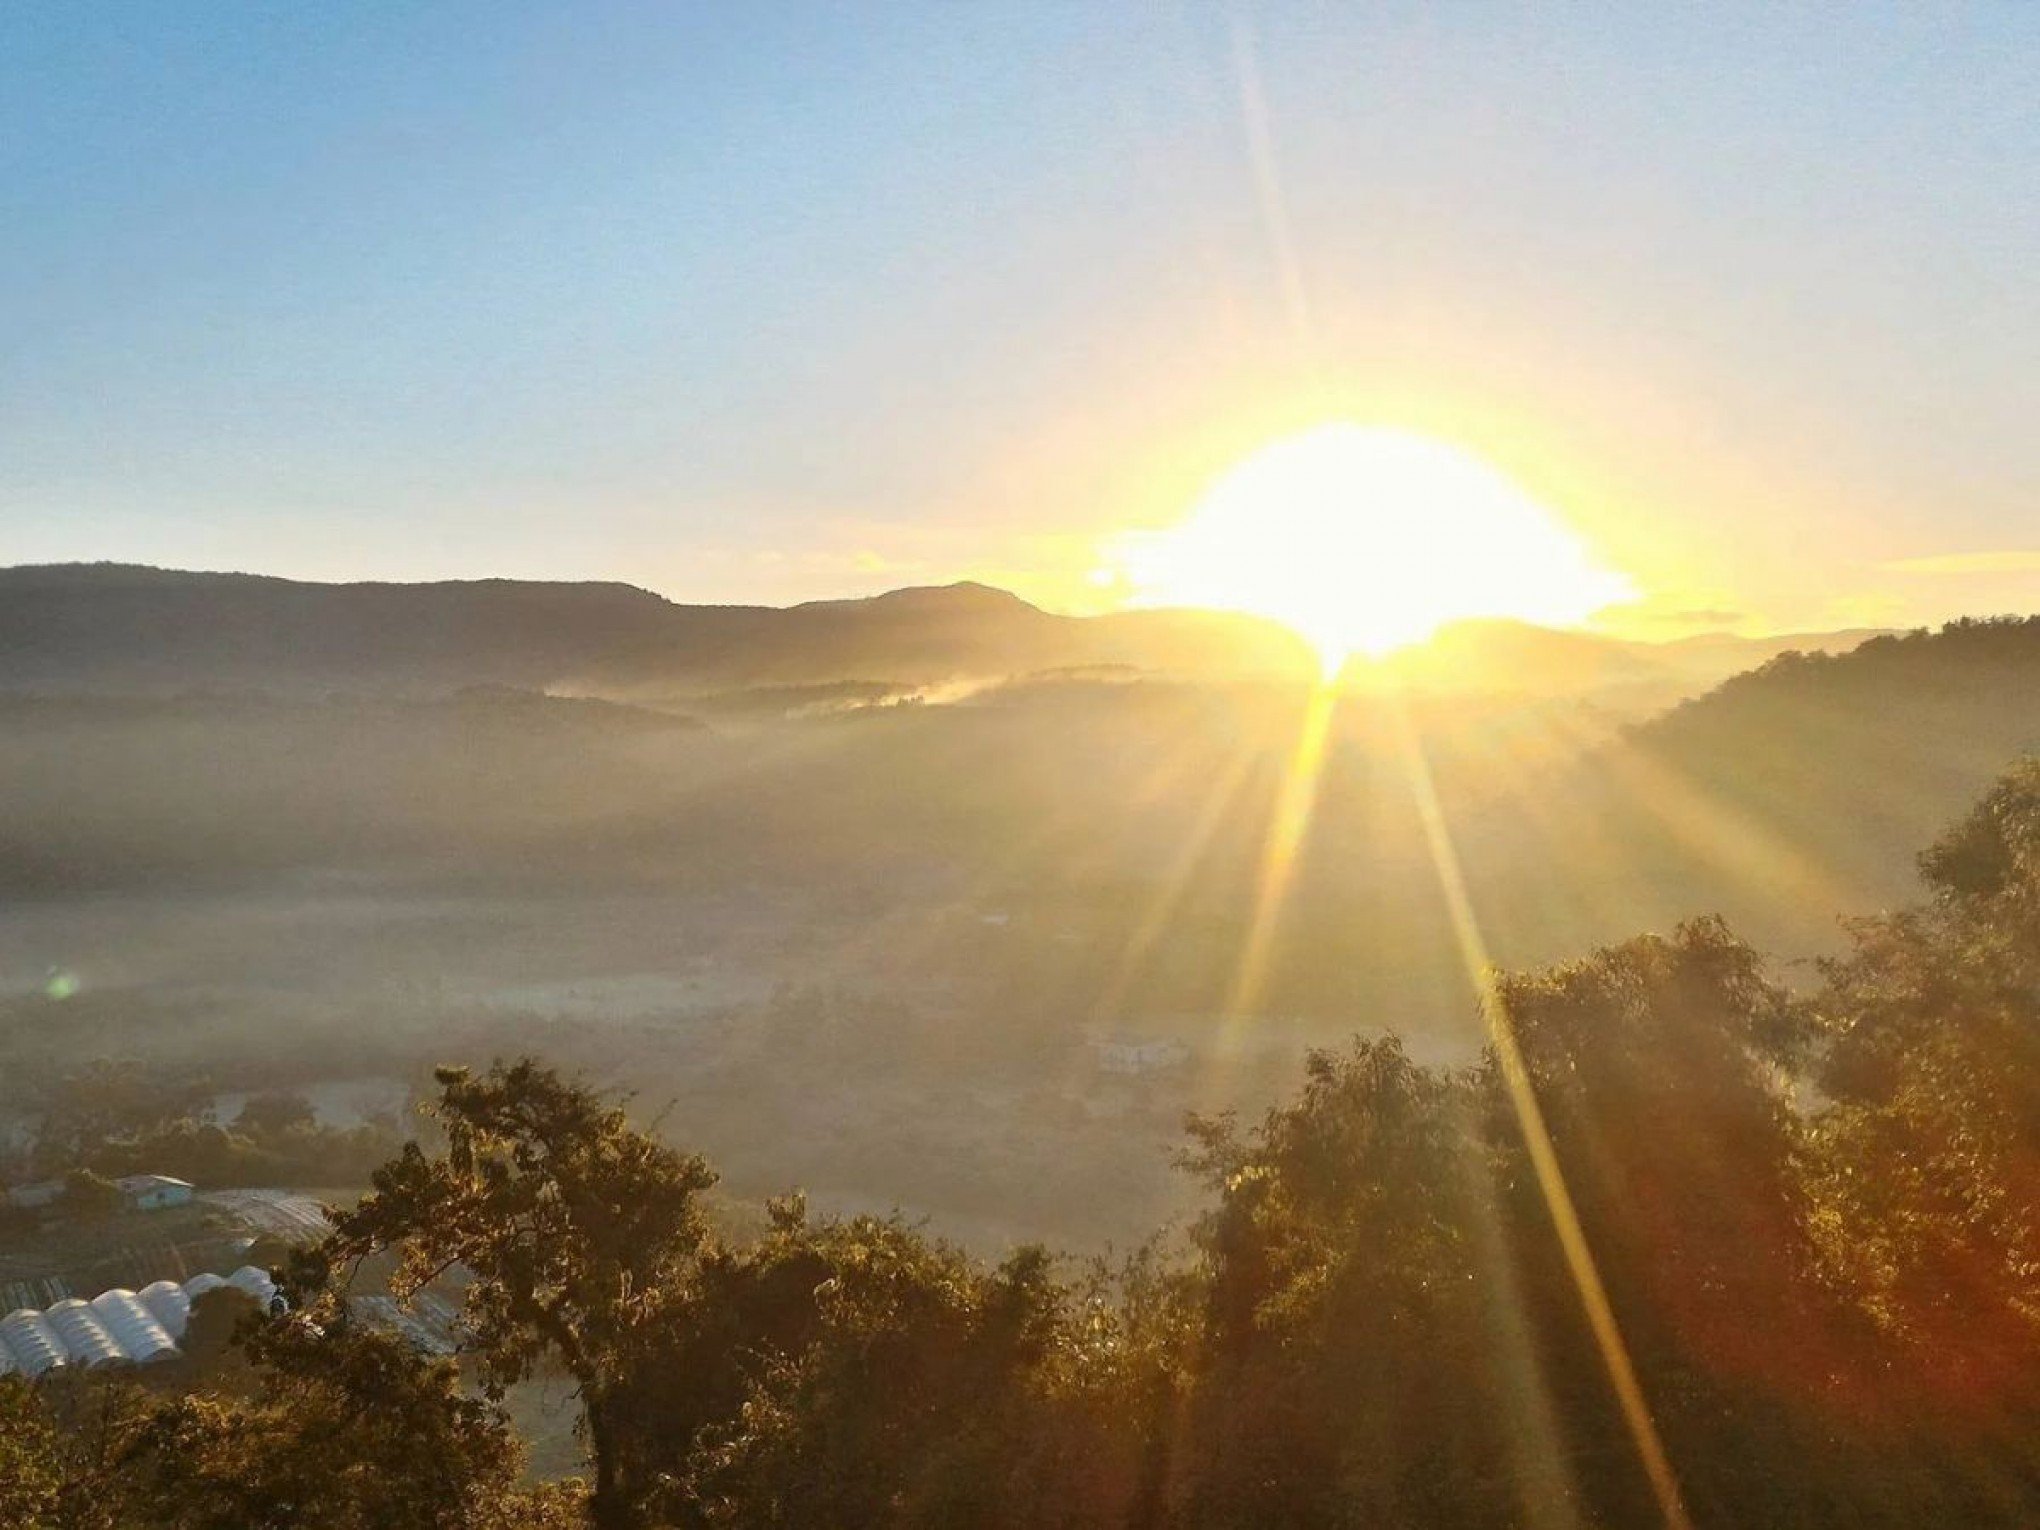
[0,563,1874,705]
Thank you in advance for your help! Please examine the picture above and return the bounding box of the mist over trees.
[7,603,2038,1113]
[9,760,2040,1526]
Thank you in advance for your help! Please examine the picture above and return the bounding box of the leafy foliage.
[302,1061,717,1529]
[0,1318,570,1530]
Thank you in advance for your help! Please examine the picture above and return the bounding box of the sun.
[1111,424,1632,670]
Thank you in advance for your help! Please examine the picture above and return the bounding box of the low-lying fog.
[8,619,2037,1250]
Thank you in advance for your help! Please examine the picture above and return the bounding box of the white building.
[116,1174,195,1212]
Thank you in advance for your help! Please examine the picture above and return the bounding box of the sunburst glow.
[1114,424,1632,668]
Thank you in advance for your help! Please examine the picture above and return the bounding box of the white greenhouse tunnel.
[0,1266,278,1378]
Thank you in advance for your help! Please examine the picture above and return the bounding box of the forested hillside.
[1467,616,2040,958]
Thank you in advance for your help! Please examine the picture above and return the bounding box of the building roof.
[0,1267,278,1375]
[114,1174,195,1194]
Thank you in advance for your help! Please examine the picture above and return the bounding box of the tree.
[62,1167,123,1217]
[1165,1037,1538,1527]
[106,1319,534,1529]
[0,1315,570,1530]
[301,1069,1147,1528]
[35,1061,212,1173]
[0,1379,65,1528]
[681,1202,1140,1528]
[300,1061,716,1530]
[1807,760,2040,1433]
[1486,918,1854,1524]
[233,1091,318,1139]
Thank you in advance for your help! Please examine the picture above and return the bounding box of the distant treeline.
[3,1067,413,1203]
[8,759,2040,1526]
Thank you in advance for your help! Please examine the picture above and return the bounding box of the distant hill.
[1639,617,2040,757]
[1455,616,2040,961]
[0,564,1314,697]
[1362,616,1887,709]
[0,563,1874,709]
[1629,617,2040,890]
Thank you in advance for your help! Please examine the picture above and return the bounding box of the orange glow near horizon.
[1108,424,1634,668]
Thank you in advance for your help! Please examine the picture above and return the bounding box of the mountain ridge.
[0,561,1884,709]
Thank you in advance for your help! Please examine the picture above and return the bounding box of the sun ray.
[1088,728,1269,1029]
[1218,680,1339,1027]
[1387,691,1695,1530]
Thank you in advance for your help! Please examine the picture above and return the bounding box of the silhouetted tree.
[233,1091,318,1139]
[1488,919,1860,1524]
[302,1062,715,1530]
[61,1168,123,1217]
[106,1320,534,1529]
[1165,1037,1538,1526]
[684,1208,1125,1526]
[1806,759,2040,1466]
[35,1062,213,1174]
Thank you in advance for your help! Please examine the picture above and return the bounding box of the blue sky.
[3,3,2034,631]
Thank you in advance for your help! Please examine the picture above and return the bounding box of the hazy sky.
[4,3,2034,633]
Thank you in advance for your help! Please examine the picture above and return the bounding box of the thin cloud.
[1884,550,2040,576]
[1626,606,1748,629]
[1589,596,1754,638]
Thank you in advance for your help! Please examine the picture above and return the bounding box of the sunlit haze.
[1112,425,1632,664]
